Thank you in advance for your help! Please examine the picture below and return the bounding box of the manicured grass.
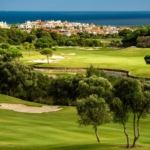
[0,94,150,150]
[0,94,42,107]
[21,46,150,78]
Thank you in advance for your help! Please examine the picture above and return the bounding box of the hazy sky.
[0,0,150,11]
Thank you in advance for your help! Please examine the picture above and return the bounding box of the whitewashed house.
[0,21,10,29]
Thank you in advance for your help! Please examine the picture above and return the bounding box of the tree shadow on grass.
[51,143,118,150]
[0,143,117,150]
[0,144,147,150]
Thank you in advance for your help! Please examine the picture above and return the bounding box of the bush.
[1,43,10,49]
[144,55,150,64]
[137,36,150,48]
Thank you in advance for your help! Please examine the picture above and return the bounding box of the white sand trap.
[86,48,101,50]
[60,53,76,56]
[69,53,76,55]
[30,59,54,63]
[52,55,64,59]
[79,47,101,50]
[0,103,62,113]
[86,48,95,50]
[29,55,64,63]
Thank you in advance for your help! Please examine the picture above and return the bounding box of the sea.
[0,11,150,26]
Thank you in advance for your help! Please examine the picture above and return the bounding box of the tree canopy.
[77,95,111,142]
[0,47,23,61]
[0,60,50,103]
[40,48,53,64]
[113,78,150,148]
[77,76,112,98]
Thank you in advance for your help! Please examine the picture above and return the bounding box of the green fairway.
[0,94,42,107]
[0,94,150,150]
[22,46,150,78]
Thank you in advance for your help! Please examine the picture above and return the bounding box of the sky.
[0,0,150,11]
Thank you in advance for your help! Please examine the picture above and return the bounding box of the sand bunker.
[79,47,102,50]
[68,53,76,55]
[30,59,54,63]
[60,53,76,56]
[0,103,62,113]
[29,55,64,63]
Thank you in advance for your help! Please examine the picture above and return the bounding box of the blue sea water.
[0,11,150,26]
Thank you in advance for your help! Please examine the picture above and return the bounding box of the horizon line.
[1,10,150,12]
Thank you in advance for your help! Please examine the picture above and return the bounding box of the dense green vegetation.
[119,26,150,47]
[0,46,22,61]
[1,25,150,48]
[0,60,51,103]
[0,27,104,47]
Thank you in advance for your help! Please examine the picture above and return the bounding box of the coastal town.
[0,20,132,36]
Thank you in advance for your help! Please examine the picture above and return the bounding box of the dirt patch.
[0,103,62,113]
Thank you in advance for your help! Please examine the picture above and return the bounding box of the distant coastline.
[0,11,150,26]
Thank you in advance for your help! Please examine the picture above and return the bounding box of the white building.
[0,21,10,29]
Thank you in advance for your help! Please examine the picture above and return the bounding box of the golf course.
[22,46,150,78]
[1,2,150,149]
[0,94,150,150]
[1,45,150,150]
